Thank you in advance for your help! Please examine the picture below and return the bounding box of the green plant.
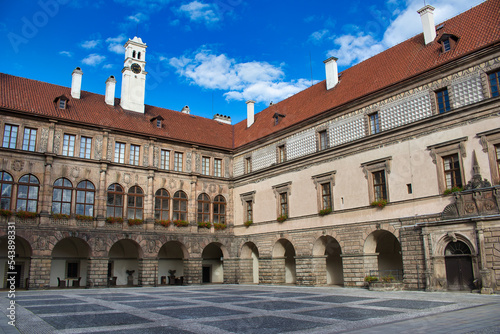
[370,200,387,208]
[277,215,288,223]
[214,222,226,230]
[443,186,463,195]
[381,274,395,283]
[156,219,171,227]
[106,217,124,224]
[197,221,211,228]
[244,220,253,227]
[319,207,332,216]
[364,275,379,282]
[75,214,93,221]
[0,209,13,217]
[16,211,37,219]
[173,220,189,227]
[128,218,143,226]
[51,213,70,219]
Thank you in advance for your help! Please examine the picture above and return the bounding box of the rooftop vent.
[71,67,83,99]
[213,114,232,124]
[181,105,190,114]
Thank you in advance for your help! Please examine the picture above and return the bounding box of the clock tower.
[120,36,147,113]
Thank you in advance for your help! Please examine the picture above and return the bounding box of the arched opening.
[108,239,141,286]
[201,243,224,283]
[445,241,474,291]
[313,236,343,285]
[0,236,31,289]
[240,242,259,284]
[273,239,296,284]
[50,237,90,288]
[158,241,188,285]
[364,230,403,280]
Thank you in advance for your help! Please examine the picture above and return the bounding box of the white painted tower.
[120,36,147,113]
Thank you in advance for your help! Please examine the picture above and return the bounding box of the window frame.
[22,127,37,151]
[427,137,467,194]
[106,183,124,218]
[197,193,211,223]
[160,149,170,170]
[154,188,170,221]
[174,152,183,172]
[202,156,210,175]
[214,158,222,177]
[478,129,500,185]
[76,180,95,217]
[318,129,329,151]
[272,182,292,219]
[52,178,73,215]
[129,144,140,166]
[312,171,336,212]
[361,157,391,204]
[213,195,226,225]
[2,124,19,149]
[79,136,92,159]
[277,144,286,163]
[0,171,14,210]
[368,112,380,135]
[240,191,256,224]
[488,69,500,98]
[114,142,126,164]
[435,88,451,114]
[127,186,144,220]
[16,174,39,213]
[244,156,252,174]
[172,190,188,221]
[62,134,76,156]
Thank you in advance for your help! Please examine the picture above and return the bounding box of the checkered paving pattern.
[2,286,499,334]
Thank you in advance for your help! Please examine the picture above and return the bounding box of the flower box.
[173,220,189,227]
[106,217,124,224]
[214,223,226,230]
[128,219,143,226]
[319,207,332,216]
[277,215,287,223]
[244,220,253,227]
[370,200,387,208]
[155,220,171,227]
[197,221,211,229]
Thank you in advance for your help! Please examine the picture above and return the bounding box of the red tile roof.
[0,74,234,150]
[0,0,498,151]
[233,0,500,148]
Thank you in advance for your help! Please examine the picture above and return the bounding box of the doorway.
[202,266,211,283]
[445,241,474,291]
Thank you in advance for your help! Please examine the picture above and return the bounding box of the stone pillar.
[39,156,53,218]
[223,258,238,284]
[97,163,108,220]
[184,258,202,285]
[239,258,254,284]
[311,255,328,286]
[363,253,379,276]
[138,257,158,287]
[28,256,51,289]
[271,257,286,284]
[258,257,273,284]
[87,257,109,288]
[189,176,197,223]
[145,171,155,230]
[341,253,366,287]
[295,256,314,286]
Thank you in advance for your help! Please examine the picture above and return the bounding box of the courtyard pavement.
[0,285,499,334]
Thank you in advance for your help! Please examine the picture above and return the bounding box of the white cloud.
[114,0,171,12]
[82,53,106,66]
[177,1,221,26]
[59,51,72,57]
[309,29,330,43]
[326,0,476,67]
[169,49,309,104]
[106,35,127,54]
[103,64,114,69]
[81,39,100,49]
[127,12,148,23]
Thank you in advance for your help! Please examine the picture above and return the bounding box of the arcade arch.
[108,239,142,286]
[0,236,31,289]
[50,237,90,287]
[240,242,259,284]
[273,239,296,284]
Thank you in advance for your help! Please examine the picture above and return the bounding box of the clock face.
[131,63,141,74]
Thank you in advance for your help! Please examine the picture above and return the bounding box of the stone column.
[138,257,158,287]
[341,253,366,287]
[363,253,379,276]
[295,256,314,286]
[258,257,273,284]
[311,255,328,286]
[239,258,254,284]
[476,223,495,293]
[39,155,53,220]
[87,257,109,288]
[97,163,108,221]
[184,258,202,285]
[145,171,155,230]
[223,257,238,284]
[271,257,286,285]
[28,256,51,289]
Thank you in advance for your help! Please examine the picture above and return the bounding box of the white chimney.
[105,76,116,106]
[418,5,437,45]
[246,100,255,128]
[71,67,83,99]
[181,105,190,114]
[213,114,232,124]
[323,57,338,90]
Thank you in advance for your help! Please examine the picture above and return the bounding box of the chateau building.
[1,1,500,292]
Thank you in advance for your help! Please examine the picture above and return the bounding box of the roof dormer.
[54,95,69,109]
[438,33,459,53]
[150,115,164,128]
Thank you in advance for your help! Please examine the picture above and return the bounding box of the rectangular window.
[156,119,162,128]
[489,70,500,97]
[202,157,210,175]
[436,88,451,113]
[245,157,252,174]
[442,39,451,52]
[214,158,222,177]
[174,152,183,171]
[369,113,380,134]
[246,200,253,222]
[66,262,79,279]
[114,142,125,163]
[2,124,18,149]
[22,128,37,151]
[279,192,288,217]
[373,170,387,202]
[59,99,66,109]
[443,154,462,189]
[62,134,76,156]
[278,145,286,163]
[321,183,332,210]
[79,136,92,159]
[319,130,328,151]
[160,149,170,170]
[130,144,140,165]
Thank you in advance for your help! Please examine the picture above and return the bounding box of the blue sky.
[1,0,480,124]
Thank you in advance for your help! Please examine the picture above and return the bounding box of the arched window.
[154,189,170,220]
[445,241,471,256]
[107,184,124,218]
[127,186,144,219]
[132,50,136,58]
[16,174,39,212]
[173,190,187,221]
[197,193,210,222]
[138,52,141,60]
[0,171,14,210]
[76,180,95,217]
[52,178,73,215]
[213,195,226,224]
